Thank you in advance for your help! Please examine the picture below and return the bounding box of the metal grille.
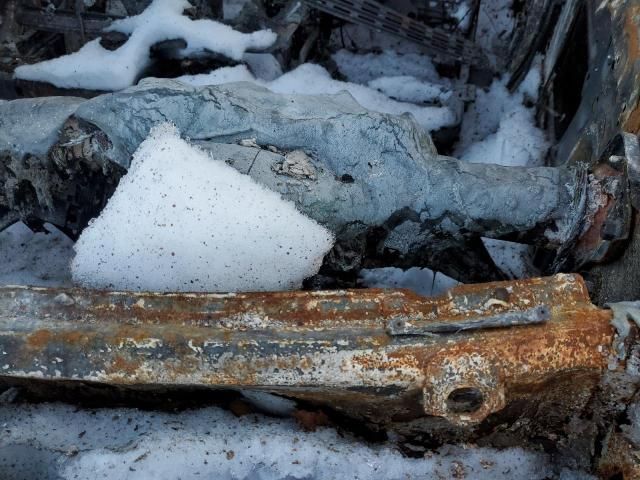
[304,0,488,67]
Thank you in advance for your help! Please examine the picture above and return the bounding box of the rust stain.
[621,5,640,133]
[599,430,640,480]
[26,329,53,349]
[110,356,143,377]
[26,329,90,349]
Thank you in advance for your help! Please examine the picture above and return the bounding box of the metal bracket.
[386,305,550,336]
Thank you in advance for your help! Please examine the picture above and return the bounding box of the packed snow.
[0,222,73,287]
[14,0,276,91]
[0,402,588,480]
[71,123,334,292]
[454,71,548,167]
[174,63,457,132]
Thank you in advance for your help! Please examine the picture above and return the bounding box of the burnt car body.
[0,0,639,477]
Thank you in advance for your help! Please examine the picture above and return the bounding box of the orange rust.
[624,5,640,63]
[113,324,156,343]
[621,4,640,133]
[26,329,91,349]
[26,329,53,349]
[573,164,622,261]
[355,308,613,394]
[624,104,640,134]
[109,356,144,377]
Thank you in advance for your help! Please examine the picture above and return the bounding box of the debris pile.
[0,0,640,478]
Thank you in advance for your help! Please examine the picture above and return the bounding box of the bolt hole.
[537,306,550,320]
[446,387,484,414]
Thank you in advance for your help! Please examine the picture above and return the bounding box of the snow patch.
[457,105,548,167]
[481,239,539,279]
[0,222,74,287]
[0,403,563,480]
[455,64,548,167]
[332,49,443,84]
[71,123,334,292]
[451,1,473,31]
[368,76,452,104]
[172,64,256,86]
[14,0,276,91]
[517,54,544,102]
[175,63,456,132]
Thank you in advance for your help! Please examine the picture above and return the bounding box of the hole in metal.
[446,387,484,414]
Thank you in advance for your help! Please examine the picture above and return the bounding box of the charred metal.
[0,0,640,477]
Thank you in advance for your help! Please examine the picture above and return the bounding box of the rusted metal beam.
[0,274,613,430]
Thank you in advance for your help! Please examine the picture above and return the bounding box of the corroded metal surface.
[599,430,640,479]
[549,0,640,167]
[0,274,614,429]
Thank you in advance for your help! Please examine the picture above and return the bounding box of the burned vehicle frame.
[0,0,640,478]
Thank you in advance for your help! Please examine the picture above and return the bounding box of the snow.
[267,64,455,131]
[332,50,443,85]
[451,1,473,31]
[454,73,548,167]
[0,402,567,480]
[175,63,457,132]
[14,0,276,91]
[368,76,452,104]
[0,222,73,287]
[457,103,548,167]
[172,64,255,86]
[359,267,459,297]
[331,50,453,109]
[71,123,334,292]
[518,55,544,102]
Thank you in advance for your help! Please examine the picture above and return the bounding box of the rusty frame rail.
[0,274,613,429]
